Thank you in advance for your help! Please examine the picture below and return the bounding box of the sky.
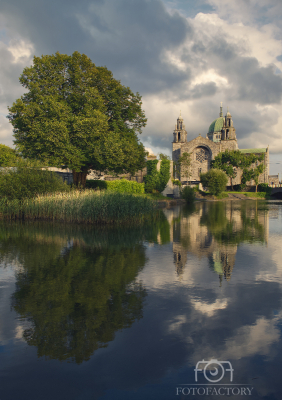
[0,0,282,175]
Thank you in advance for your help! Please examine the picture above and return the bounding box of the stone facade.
[269,174,280,185]
[172,105,269,186]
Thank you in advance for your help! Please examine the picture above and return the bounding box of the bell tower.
[173,112,187,143]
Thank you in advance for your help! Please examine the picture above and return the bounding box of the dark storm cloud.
[195,37,282,105]
[1,0,192,95]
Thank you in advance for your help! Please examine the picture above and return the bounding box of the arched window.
[178,132,181,142]
[196,147,209,162]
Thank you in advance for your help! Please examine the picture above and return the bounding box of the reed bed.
[0,190,157,224]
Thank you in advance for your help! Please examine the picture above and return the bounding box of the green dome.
[208,117,225,133]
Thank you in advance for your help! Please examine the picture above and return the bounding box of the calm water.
[0,201,282,399]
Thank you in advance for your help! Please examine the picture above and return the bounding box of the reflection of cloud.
[219,317,281,360]
[191,298,228,317]
[190,315,281,367]
[255,234,282,283]
[14,325,24,340]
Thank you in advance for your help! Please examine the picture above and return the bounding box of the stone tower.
[172,112,187,163]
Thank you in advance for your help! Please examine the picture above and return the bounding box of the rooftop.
[239,148,267,153]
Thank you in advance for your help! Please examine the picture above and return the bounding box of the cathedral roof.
[208,117,225,133]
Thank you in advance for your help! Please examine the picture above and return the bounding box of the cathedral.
[172,104,269,186]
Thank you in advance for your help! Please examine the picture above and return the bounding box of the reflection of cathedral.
[172,105,269,185]
[170,202,269,283]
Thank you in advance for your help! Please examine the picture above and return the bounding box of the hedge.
[85,179,145,194]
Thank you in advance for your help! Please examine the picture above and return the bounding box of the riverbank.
[194,191,268,201]
[0,190,157,224]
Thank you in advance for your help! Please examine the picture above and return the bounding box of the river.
[0,200,282,399]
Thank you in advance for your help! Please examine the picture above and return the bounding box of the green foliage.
[0,160,69,200]
[211,150,243,187]
[158,153,170,160]
[258,183,272,195]
[200,169,228,195]
[158,159,171,192]
[0,190,156,223]
[241,163,265,189]
[85,179,144,193]
[181,186,195,203]
[172,179,181,187]
[8,51,147,186]
[144,159,170,193]
[233,184,247,192]
[211,150,265,189]
[107,179,144,194]
[0,144,19,166]
[85,180,107,190]
[174,152,191,181]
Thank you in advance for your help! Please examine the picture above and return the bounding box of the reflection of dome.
[208,117,225,133]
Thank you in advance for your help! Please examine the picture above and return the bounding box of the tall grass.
[0,190,157,224]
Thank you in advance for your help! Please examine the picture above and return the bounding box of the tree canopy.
[8,52,147,186]
[174,152,191,183]
[0,144,18,166]
[211,149,265,190]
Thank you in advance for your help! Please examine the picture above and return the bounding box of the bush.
[85,180,107,190]
[85,179,144,194]
[172,179,181,187]
[106,179,144,194]
[0,160,70,200]
[258,183,272,195]
[0,144,19,166]
[144,159,170,193]
[181,186,195,203]
[200,169,228,196]
[233,184,247,192]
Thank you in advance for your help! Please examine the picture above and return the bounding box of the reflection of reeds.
[0,190,157,224]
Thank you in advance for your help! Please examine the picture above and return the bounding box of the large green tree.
[211,150,242,190]
[0,144,18,166]
[211,149,265,191]
[8,52,147,187]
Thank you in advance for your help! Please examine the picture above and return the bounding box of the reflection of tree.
[0,222,149,364]
[200,202,265,245]
[173,201,268,281]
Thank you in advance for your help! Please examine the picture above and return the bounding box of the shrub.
[106,179,144,194]
[85,179,144,194]
[233,184,247,192]
[200,169,228,196]
[85,180,107,190]
[144,159,171,193]
[0,144,19,166]
[157,159,170,192]
[181,186,195,203]
[0,160,70,200]
[258,183,272,195]
[172,179,181,187]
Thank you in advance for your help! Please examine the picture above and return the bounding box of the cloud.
[0,0,282,173]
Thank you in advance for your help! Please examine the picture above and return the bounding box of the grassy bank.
[0,190,157,224]
[226,191,268,199]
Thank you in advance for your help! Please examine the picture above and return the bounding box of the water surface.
[0,201,282,399]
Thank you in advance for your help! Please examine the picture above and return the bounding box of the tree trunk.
[72,170,88,188]
[231,177,233,191]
